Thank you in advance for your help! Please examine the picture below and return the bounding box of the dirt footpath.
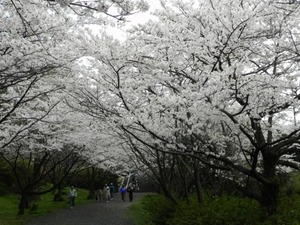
[27,192,148,225]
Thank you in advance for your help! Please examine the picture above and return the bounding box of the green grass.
[0,194,24,225]
[127,194,159,225]
[127,195,154,225]
[0,188,91,225]
[128,193,300,225]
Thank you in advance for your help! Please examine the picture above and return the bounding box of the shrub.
[128,195,155,225]
[262,194,300,225]
[168,196,261,225]
[282,172,300,196]
[0,183,9,195]
[166,197,201,225]
[134,192,300,225]
[141,194,176,225]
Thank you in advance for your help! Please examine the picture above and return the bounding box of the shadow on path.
[27,192,149,225]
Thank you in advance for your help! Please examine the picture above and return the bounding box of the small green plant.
[128,194,175,225]
[128,195,156,225]
[142,194,176,225]
[282,172,300,196]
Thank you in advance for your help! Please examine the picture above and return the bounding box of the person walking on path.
[109,183,115,200]
[105,186,111,202]
[69,186,77,209]
[96,188,103,203]
[119,185,127,202]
[127,184,134,202]
[102,184,108,202]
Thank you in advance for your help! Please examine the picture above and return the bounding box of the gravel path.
[27,192,148,225]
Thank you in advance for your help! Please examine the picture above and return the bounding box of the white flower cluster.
[122,0,134,12]
[136,0,149,12]
[97,1,109,13]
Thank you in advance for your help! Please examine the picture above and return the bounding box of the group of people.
[95,182,136,203]
[119,183,135,202]
[96,183,115,203]
[69,182,136,209]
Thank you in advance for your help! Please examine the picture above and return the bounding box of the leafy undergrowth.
[127,196,155,225]
[129,193,300,225]
[128,194,175,225]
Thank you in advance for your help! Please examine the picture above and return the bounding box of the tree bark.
[260,181,279,219]
[260,150,280,219]
[193,158,203,205]
[18,192,29,215]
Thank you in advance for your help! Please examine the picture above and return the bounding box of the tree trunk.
[18,193,28,215]
[193,158,203,205]
[160,179,177,204]
[87,167,96,200]
[87,190,95,200]
[260,152,280,219]
[260,182,279,218]
[155,149,177,204]
[53,184,64,202]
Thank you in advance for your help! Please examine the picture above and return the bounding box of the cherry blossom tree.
[47,0,149,20]
[70,0,300,217]
[0,0,146,214]
[1,0,82,150]
[0,0,149,152]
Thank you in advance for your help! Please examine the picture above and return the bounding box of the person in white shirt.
[69,186,77,209]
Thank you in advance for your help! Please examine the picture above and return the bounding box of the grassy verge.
[127,194,157,225]
[127,193,300,225]
[0,188,91,225]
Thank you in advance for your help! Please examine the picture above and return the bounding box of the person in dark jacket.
[109,183,115,200]
[127,183,134,202]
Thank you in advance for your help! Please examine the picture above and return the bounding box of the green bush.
[168,196,261,225]
[166,197,201,225]
[141,194,176,225]
[128,195,156,225]
[168,194,300,225]
[0,183,9,195]
[282,172,300,196]
[262,194,300,225]
[130,192,300,225]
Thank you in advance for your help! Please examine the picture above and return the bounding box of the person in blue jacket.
[119,185,126,202]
